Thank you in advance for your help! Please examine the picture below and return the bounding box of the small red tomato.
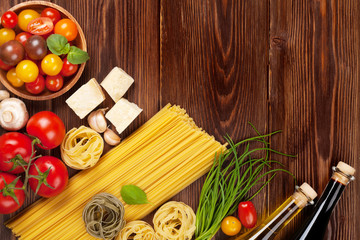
[0,132,33,174]
[238,201,257,229]
[27,17,54,35]
[37,61,46,75]
[60,57,78,76]
[41,30,54,41]
[1,11,18,29]
[15,32,32,46]
[0,58,12,71]
[25,75,45,94]
[28,156,68,198]
[0,172,25,214]
[46,74,63,92]
[26,111,66,149]
[41,8,61,25]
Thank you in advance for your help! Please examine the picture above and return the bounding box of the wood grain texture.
[269,0,359,239]
[0,0,359,239]
[160,0,270,239]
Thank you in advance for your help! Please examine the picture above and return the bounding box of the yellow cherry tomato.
[16,60,39,83]
[0,28,15,46]
[6,68,24,87]
[18,9,40,32]
[221,216,242,236]
[41,54,63,76]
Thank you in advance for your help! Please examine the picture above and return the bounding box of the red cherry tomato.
[46,74,63,91]
[0,172,25,214]
[26,111,65,149]
[28,156,68,198]
[25,74,45,94]
[37,61,46,75]
[238,201,257,229]
[1,11,18,29]
[0,58,12,71]
[15,32,32,46]
[41,8,61,25]
[27,17,54,35]
[0,132,33,174]
[60,57,78,76]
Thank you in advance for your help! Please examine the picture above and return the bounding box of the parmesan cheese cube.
[100,67,134,102]
[66,78,105,119]
[105,98,142,134]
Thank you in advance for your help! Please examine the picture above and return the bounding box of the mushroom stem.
[2,111,13,123]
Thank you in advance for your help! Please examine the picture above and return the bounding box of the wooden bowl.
[0,1,87,101]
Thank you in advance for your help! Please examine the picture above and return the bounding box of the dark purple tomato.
[0,40,25,66]
[24,35,47,61]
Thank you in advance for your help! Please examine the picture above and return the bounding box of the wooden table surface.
[0,0,359,239]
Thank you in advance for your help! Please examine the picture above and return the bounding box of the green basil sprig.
[46,34,89,64]
[120,185,150,205]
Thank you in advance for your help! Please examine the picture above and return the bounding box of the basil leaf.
[67,46,89,64]
[120,185,150,205]
[47,34,70,55]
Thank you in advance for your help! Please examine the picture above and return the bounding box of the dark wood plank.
[160,0,269,239]
[269,0,359,239]
[0,0,159,239]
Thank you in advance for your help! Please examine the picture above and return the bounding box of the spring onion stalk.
[194,126,295,240]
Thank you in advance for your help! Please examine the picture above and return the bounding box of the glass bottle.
[293,161,355,240]
[232,182,317,240]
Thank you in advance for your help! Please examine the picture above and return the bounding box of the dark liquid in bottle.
[294,179,345,240]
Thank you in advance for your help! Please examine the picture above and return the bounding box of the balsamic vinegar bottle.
[293,161,355,240]
[232,183,317,240]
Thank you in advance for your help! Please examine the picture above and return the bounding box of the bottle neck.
[331,166,355,185]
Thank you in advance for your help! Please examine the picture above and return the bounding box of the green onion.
[194,124,296,240]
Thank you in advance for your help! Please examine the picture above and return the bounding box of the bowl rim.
[0,1,87,101]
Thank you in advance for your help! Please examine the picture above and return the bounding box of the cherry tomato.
[1,11,18,29]
[0,172,25,214]
[15,32,32,46]
[37,61,46,75]
[0,40,25,66]
[26,111,65,149]
[6,68,24,87]
[238,201,257,229]
[0,132,33,174]
[41,54,63,76]
[42,30,54,41]
[24,35,47,60]
[18,9,40,32]
[46,74,63,92]
[0,58,12,71]
[221,216,242,236]
[26,74,45,94]
[16,60,39,82]
[0,28,16,46]
[41,8,61,25]
[27,17,54,35]
[28,156,68,198]
[60,57,78,76]
[54,19,78,41]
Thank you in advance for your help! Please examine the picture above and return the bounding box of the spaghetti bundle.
[6,104,226,240]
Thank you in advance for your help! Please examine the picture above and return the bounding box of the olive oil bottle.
[232,182,317,240]
[293,161,355,240]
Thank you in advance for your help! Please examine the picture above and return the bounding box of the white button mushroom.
[0,98,29,131]
[0,90,10,101]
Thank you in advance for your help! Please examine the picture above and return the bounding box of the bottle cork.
[332,161,355,185]
[293,182,317,208]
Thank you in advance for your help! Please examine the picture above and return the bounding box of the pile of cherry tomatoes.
[0,8,80,94]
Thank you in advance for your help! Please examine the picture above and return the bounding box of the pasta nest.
[153,201,196,240]
[61,126,104,169]
[118,220,156,240]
